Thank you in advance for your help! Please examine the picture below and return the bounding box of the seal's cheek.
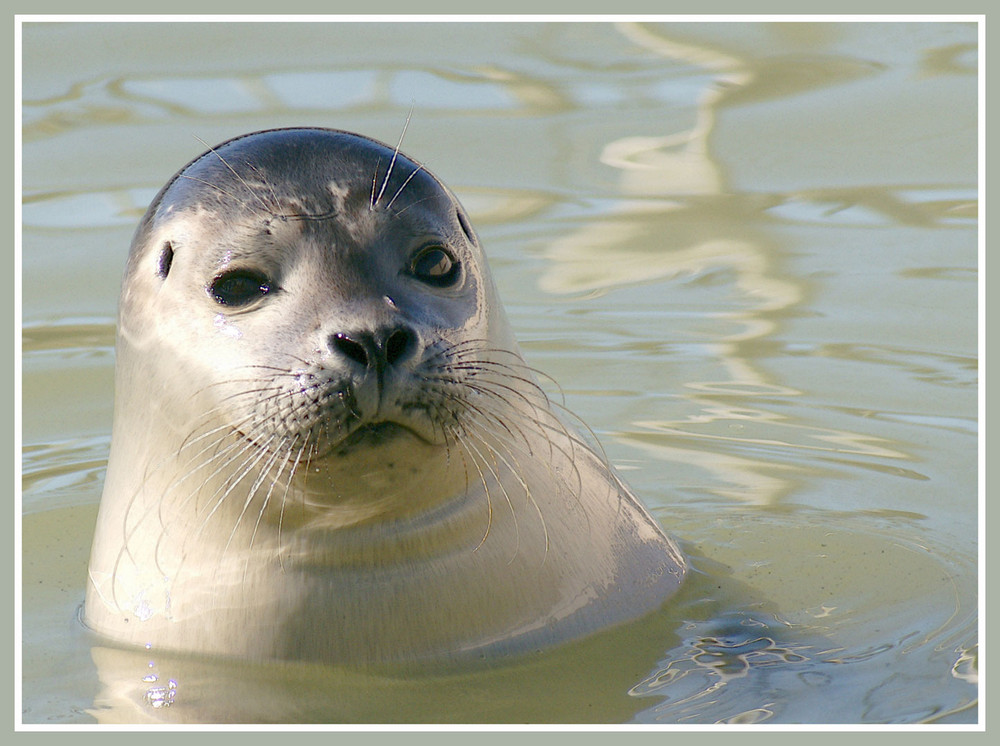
[210,311,246,341]
[389,277,484,333]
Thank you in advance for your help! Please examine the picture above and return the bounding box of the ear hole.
[456,209,476,244]
[157,242,174,279]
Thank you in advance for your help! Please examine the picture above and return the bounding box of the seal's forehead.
[200,128,393,179]
[154,127,449,220]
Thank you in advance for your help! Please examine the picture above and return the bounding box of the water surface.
[20,20,979,725]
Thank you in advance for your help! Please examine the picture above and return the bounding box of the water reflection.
[538,23,900,510]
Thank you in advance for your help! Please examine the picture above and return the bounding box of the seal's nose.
[331,325,417,375]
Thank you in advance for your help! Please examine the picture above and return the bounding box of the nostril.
[332,333,369,367]
[330,326,416,371]
[384,327,415,366]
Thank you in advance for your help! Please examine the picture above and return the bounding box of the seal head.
[85,128,686,665]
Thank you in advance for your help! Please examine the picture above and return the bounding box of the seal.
[84,127,686,666]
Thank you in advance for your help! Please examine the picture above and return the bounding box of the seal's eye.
[209,269,271,307]
[411,246,460,288]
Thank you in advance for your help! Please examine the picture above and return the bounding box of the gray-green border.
[7,3,991,744]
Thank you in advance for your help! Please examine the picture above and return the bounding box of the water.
[19,20,979,725]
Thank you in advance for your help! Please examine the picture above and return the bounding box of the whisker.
[385,164,424,211]
[457,432,513,555]
[461,416,549,562]
[373,109,413,209]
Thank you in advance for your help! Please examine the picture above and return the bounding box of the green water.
[20,20,978,725]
